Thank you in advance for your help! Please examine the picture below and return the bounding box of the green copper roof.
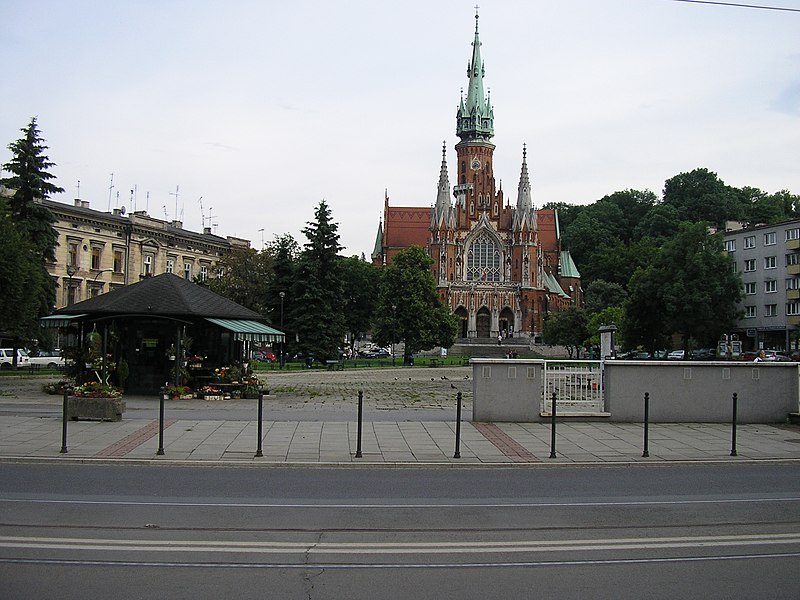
[559,250,581,278]
[456,10,494,141]
[371,220,383,259]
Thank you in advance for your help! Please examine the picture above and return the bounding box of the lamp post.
[279,291,285,369]
[66,264,78,306]
[92,268,114,297]
[391,304,397,367]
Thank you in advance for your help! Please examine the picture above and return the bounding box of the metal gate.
[541,360,604,415]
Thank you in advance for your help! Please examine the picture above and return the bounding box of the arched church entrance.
[476,307,491,339]
[455,306,468,339]
[499,307,515,338]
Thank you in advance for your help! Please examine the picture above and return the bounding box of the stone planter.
[68,397,126,422]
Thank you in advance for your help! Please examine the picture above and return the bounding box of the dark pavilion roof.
[55,273,264,320]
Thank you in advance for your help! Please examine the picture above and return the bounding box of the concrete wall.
[471,359,544,422]
[605,361,799,423]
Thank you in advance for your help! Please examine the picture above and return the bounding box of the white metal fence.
[541,360,604,415]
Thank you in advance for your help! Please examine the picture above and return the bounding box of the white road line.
[1,533,800,554]
[1,496,799,509]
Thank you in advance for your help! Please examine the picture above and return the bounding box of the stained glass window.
[466,231,501,282]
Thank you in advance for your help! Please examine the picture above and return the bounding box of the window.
[68,242,79,268]
[765,280,777,293]
[143,254,153,275]
[765,256,776,269]
[744,282,756,295]
[744,259,756,272]
[787,228,800,241]
[787,253,800,266]
[200,265,208,281]
[764,232,776,246]
[166,259,174,274]
[113,250,124,273]
[788,302,800,316]
[744,236,756,249]
[724,239,735,252]
[466,231,501,282]
[91,246,101,270]
[787,278,800,290]
[184,262,192,280]
[765,304,777,317]
[745,305,756,318]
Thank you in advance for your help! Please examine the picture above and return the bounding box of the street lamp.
[92,268,114,297]
[279,291,285,369]
[66,264,78,306]
[392,304,397,367]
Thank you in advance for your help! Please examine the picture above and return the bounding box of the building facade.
[371,11,581,341]
[723,220,800,352]
[42,198,250,310]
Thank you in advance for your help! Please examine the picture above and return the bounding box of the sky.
[2,0,799,258]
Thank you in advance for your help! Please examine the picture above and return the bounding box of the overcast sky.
[3,0,799,258]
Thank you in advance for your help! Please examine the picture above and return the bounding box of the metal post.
[355,389,363,458]
[157,386,166,455]
[730,392,738,457]
[255,389,264,457]
[60,385,70,454]
[549,390,557,459]
[642,392,650,458]
[454,391,462,459]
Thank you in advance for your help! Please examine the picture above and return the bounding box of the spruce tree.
[291,201,345,362]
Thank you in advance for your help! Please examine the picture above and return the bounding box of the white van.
[0,348,31,369]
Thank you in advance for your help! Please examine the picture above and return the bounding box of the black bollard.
[454,391,462,459]
[60,385,70,454]
[642,392,650,458]
[157,386,166,455]
[355,389,363,458]
[255,388,264,457]
[730,392,738,457]
[549,390,557,459]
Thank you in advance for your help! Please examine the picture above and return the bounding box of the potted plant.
[69,380,126,421]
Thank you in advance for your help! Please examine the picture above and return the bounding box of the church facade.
[372,11,581,342]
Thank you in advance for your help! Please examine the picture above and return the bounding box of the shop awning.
[39,314,88,328]
[205,318,285,343]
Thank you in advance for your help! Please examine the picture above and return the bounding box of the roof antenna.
[107,172,114,212]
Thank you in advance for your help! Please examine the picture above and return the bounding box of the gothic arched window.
[466,230,501,282]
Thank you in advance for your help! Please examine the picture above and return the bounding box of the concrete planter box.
[68,397,126,422]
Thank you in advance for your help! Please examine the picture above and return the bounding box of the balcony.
[789,288,800,301]
[789,315,800,327]
[787,239,800,251]
[789,264,800,276]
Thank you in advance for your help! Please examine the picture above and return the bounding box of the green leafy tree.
[584,279,627,314]
[625,222,742,351]
[596,189,658,244]
[264,234,299,358]
[541,306,589,358]
[633,203,681,244]
[201,247,273,315]
[585,306,624,349]
[663,168,740,227]
[291,200,345,361]
[372,246,457,363]
[339,255,380,351]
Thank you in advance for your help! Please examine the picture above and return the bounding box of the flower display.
[72,381,123,398]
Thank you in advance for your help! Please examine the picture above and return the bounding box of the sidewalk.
[1,367,799,465]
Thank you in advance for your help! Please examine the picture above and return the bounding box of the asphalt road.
[1,463,799,599]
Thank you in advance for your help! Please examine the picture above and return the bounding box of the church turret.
[431,141,452,230]
[513,144,537,233]
[456,9,494,142]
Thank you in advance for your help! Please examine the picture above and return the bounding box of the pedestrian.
[754,350,765,362]
[497,334,502,345]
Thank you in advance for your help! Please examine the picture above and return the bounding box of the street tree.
[372,246,457,363]
[264,234,299,357]
[201,246,273,316]
[291,200,345,362]
[541,306,589,358]
[339,255,380,352]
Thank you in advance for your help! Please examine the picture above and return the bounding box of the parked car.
[252,350,276,363]
[667,350,685,360]
[27,350,65,369]
[690,348,715,360]
[0,348,31,369]
[364,350,390,359]
[763,350,791,362]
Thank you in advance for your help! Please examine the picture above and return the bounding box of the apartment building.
[723,220,800,352]
[42,198,250,310]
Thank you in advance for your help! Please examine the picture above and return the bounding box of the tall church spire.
[513,144,537,232]
[432,141,452,228]
[456,8,494,142]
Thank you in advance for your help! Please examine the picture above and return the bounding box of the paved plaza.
[1,366,799,465]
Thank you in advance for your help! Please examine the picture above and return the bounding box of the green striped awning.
[40,314,87,328]
[205,318,284,343]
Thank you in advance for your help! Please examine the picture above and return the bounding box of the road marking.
[1,496,799,509]
[1,533,800,554]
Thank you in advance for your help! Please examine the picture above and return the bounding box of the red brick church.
[371,10,581,343]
